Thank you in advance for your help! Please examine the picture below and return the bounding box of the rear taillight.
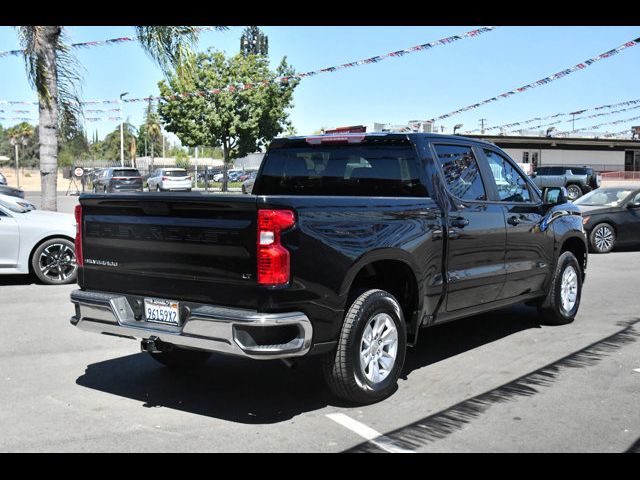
[162,176,169,181]
[74,204,83,266]
[257,209,295,286]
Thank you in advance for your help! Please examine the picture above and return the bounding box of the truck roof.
[272,132,496,147]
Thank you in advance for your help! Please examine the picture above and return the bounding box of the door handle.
[508,216,523,226]
[450,217,469,228]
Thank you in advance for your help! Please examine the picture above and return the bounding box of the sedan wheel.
[31,238,78,285]
[590,223,615,253]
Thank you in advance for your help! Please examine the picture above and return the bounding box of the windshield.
[574,188,632,206]
[0,199,31,213]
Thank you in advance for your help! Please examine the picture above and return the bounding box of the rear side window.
[434,144,486,201]
[256,144,427,197]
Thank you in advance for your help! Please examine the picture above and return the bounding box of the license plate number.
[144,298,180,326]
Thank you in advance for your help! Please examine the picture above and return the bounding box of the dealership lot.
[0,195,638,452]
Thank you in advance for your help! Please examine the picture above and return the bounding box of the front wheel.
[566,184,582,201]
[537,251,582,325]
[589,223,615,253]
[323,289,407,404]
[148,346,211,369]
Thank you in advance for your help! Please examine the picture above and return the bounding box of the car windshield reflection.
[574,188,632,207]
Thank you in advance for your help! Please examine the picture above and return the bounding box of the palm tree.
[16,25,222,211]
[8,122,34,187]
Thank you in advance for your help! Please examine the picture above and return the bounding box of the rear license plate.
[144,298,180,326]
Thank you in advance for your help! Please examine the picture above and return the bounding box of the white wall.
[502,148,625,171]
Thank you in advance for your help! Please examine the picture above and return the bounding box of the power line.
[430,36,640,122]
[0,26,498,107]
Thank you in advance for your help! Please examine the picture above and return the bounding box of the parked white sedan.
[0,196,77,285]
[147,168,192,192]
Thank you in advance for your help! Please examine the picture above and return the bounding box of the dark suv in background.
[91,168,143,193]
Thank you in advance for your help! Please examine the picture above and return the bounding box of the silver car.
[147,168,192,192]
[242,171,258,194]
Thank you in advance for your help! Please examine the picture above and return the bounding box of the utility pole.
[119,92,129,167]
[479,118,487,134]
[569,110,586,134]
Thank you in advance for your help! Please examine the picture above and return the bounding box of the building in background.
[467,134,640,174]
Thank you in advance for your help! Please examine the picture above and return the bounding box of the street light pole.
[119,92,129,167]
[13,141,20,189]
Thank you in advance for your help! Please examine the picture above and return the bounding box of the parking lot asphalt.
[2,198,639,452]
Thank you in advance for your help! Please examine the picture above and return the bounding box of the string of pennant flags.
[510,104,640,133]
[602,129,634,138]
[0,26,221,59]
[555,114,640,136]
[464,98,640,133]
[429,36,640,122]
[0,26,498,107]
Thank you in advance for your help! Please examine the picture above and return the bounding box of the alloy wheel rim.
[359,313,398,384]
[567,186,581,200]
[560,265,578,313]
[39,243,77,282]
[594,226,613,252]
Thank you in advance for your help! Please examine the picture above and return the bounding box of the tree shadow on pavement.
[346,318,640,452]
[626,437,640,453]
[75,304,544,425]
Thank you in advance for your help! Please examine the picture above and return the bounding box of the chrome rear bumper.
[70,289,313,359]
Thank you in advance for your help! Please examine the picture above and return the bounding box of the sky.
[1,25,640,145]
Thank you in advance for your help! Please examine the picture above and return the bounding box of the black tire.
[322,289,407,404]
[537,251,582,325]
[566,184,582,201]
[580,184,593,195]
[148,346,211,369]
[589,222,615,254]
[31,237,78,285]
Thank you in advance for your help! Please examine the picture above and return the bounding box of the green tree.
[7,123,35,178]
[99,122,137,163]
[15,25,222,210]
[175,149,190,169]
[158,49,298,191]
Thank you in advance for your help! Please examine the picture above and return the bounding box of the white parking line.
[326,413,414,453]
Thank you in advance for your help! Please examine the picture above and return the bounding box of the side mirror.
[543,186,568,205]
[627,202,640,209]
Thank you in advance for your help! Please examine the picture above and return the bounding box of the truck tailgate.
[78,193,260,308]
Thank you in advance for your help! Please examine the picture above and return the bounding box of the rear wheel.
[537,251,582,325]
[148,346,211,369]
[566,184,582,201]
[589,223,615,253]
[323,289,406,404]
[31,238,77,285]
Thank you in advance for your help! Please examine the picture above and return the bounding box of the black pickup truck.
[70,133,587,404]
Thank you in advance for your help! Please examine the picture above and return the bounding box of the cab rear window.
[255,144,427,197]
